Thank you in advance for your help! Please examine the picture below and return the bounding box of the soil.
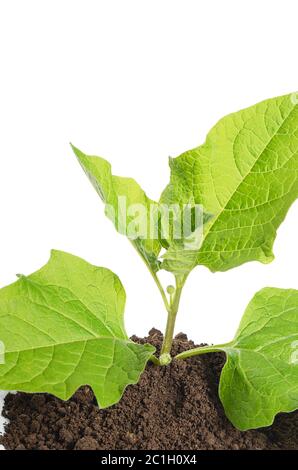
[0,329,297,450]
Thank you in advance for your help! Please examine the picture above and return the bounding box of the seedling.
[0,93,297,431]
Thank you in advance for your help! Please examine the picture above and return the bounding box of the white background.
[0,0,298,437]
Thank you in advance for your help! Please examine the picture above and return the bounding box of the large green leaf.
[73,94,298,276]
[176,288,298,430]
[161,93,298,273]
[0,251,154,407]
[72,145,161,272]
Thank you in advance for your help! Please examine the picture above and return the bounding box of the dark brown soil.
[0,329,297,450]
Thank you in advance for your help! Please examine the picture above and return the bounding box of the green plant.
[0,93,297,430]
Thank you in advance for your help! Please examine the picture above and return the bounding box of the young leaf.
[176,288,298,430]
[0,250,155,407]
[71,145,161,273]
[160,227,202,276]
[161,93,298,273]
[160,207,214,276]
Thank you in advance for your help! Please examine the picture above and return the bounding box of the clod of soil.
[0,329,297,450]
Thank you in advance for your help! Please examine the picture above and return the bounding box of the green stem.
[175,343,230,361]
[149,354,161,366]
[130,240,188,364]
[159,276,186,363]
[159,312,177,361]
[151,271,170,313]
[130,241,170,312]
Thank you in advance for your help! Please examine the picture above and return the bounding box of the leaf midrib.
[17,275,124,339]
[201,102,296,245]
[3,335,134,355]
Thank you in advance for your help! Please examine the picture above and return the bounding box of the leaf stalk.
[175,343,230,360]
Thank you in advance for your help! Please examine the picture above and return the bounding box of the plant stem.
[129,240,170,312]
[149,354,161,366]
[130,239,187,363]
[159,276,185,362]
[151,271,170,313]
[160,311,178,359]
[174,343,231,360]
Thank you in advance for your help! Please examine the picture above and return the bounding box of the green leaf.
[160,226,203,276]
[160,205,214,276]
[161,93,298,273]
[0,250,155,407]
[72,146,212,276]
[176,288,298,430]
[72,94,298,276]
[71,145,161,272]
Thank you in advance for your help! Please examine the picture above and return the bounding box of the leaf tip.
[70,143,85,162]
[69,142,77,153]
[261,251,275,265]
[48,249,68,265]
